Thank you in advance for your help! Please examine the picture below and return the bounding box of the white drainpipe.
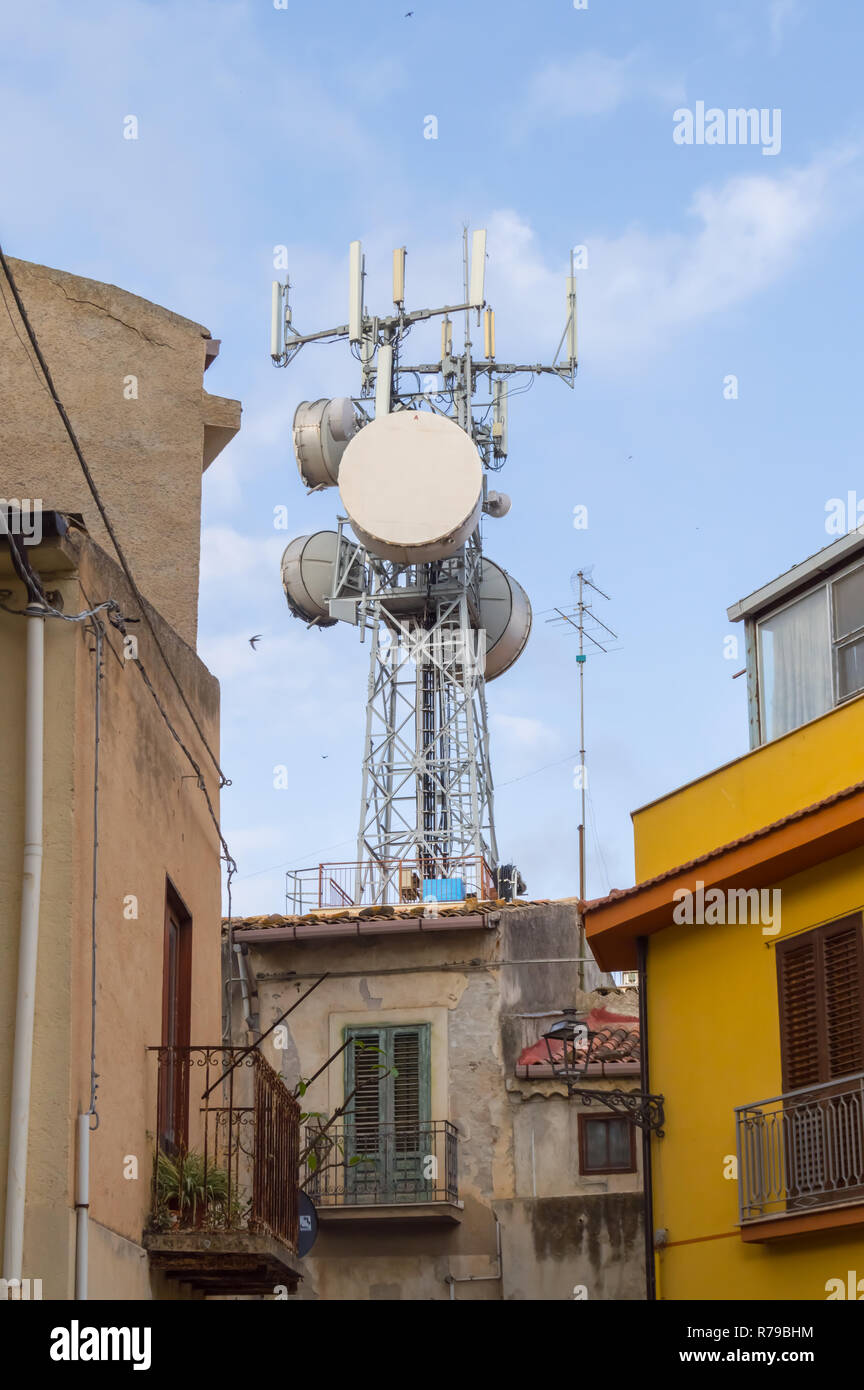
[446,1214,503,1299]
[74,1114,90,1299]
[2,603,46,1294]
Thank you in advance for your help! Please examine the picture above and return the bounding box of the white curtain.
[759,588,832,740]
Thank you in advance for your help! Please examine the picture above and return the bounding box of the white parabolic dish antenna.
[281,530,361,626]
[338,409,483,564]
[477,557,532,680]
[293,397,358,489]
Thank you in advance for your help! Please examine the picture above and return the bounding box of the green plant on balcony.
[151,1150,234,1231]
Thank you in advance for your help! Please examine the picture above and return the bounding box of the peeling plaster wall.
[496,1194,644,1301]
[235,902,643,1300]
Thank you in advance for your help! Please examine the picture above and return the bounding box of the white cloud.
[518,50,684,125]
[199,525,285,589]
[481,146,859,368]
[770,0,804,51]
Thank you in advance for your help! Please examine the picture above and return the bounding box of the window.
[159,880,193,1154]
[775,915,864,1208]
[833,566,864,700]
[757,561,864,741]
[776,914,864,1090]
[344,1024,431,1200]
[578,1114,636,1175]
[758,589,832,740]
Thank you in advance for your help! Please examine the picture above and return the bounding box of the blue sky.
[3,0,863,912]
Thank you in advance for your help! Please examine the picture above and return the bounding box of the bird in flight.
[405,9,414,15]
[249,634,262,649]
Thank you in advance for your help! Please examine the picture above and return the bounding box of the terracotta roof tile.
[516,1005,640,1071]
[223,898,554,932]
[580,777,864,915]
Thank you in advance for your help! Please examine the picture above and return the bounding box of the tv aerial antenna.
[271,231,579,905]
[546,569,618,903]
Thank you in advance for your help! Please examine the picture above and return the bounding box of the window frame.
[755,557,864,742]
[577,1112,636,1176]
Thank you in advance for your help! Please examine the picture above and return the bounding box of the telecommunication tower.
[271,231,578,905]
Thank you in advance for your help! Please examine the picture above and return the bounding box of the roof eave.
[583,785,864,971]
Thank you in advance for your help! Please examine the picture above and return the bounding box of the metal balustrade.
[148,1046,300,1252]
[285,855,496,913]
[304,1120,458,1208]
[735,1072,864,1223]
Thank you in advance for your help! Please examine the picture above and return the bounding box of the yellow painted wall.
[648,846,864,1300]
[633,693,864,881]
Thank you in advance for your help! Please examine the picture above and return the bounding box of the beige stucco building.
[1,258,300,1300]
[1,256,238,648]
[228,899,646,1300]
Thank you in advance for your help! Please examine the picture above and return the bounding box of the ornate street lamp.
[542,1010,665,1135]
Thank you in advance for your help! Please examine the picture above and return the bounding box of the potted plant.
[153,1150,231,1229]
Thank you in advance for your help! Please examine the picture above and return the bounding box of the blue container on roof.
[423,877,465,902]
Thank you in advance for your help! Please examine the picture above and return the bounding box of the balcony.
[304,1120,462,1223]
[736,1072,864,1240]
[143,1046,303,1295]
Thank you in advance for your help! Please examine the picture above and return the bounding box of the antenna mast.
[272,231,578,905]
[548,571,617,903]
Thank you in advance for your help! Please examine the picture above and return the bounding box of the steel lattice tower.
[272,231,577,903]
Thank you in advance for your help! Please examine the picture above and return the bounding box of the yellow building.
[583,531,864,1301]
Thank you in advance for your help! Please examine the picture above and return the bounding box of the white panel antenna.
[469,228,487,307]
[375,342,393,417]
[493,378,508,458]
[566,275,578,365]
[270,281,283,358]
[392,247,406,306]
[349,240,364,344]
[483,308,495,360]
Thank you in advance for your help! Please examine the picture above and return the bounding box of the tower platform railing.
[285,854,496,914]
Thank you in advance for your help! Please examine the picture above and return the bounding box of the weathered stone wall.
[497,1193,644,1300]
[233,901,644,1300]
[0,257,240,646]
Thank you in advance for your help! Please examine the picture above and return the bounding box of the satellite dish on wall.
[293,398,358,490]
[337,410,483,564]
[281,531,362,626]
[477,557,532,680]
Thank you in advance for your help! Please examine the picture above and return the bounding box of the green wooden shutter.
[350,1030,383,1150]
[393,1030,421,1151]
[344,1024,431,1200]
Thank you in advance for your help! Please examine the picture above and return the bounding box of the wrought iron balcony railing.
[735,1071,864,1224]
[285,855,496,913]
[148,1045,300,1253]
[304,1120,458,1208]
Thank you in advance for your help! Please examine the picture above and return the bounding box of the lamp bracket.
[567,1086,665,1136]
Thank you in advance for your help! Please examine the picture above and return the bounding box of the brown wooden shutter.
[823,915,864,1079]
[777,913,864,1090]
[777,935,820,1090]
